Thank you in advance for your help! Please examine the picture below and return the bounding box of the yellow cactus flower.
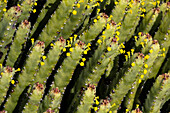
[144,69,147,74]
[40,62,45,66]
[84,50,87,54]
[107,47,112,51]
[76,3,80,8]
[3,8,7,12]
[11,80,15,84]
[4,0,7,3]
[69,48,73,52]
[144,55,150,60]
[42,56,46,60]
[80,62,84,66]
[149,49,153,53]
[33,9,36,13]
[50,43,54,47]
[82,58,86,62]
[131,62,135,67]
[72,10,77,15]
[94,107,98,111]
[97,39,102,44]
[34,2,37,6]
[116,31,120,36]
[66,52,71,56]
[63,48,66,52]
[94,19,97,23]
[115,1,118,5]
[144,64,148,68]
[140,75,144,79]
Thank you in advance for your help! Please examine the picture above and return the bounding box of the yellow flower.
[40,62,45,66]
[11,80,15,85]
[131,49,134,55]
[97,16,100,19]
[115,1,118,5]
[66,52,71,56]
[76,3,80,8]
[94,19,97,23]
[138,32,142,36]
[138,79,142,83]
[144,55,150,60]
[136,104,139,108]
[106,23,110,29]
[109,111,112,113]
[149,49,153,53]
[116,31,120,36]
[97,39,102,44]
[107,47,112,51]
[120,49,124,54]
[140,14,145,18]
[140,75,144,79]
[96,100,99,105]
[82,58,86,62]
[129,10,132,14]
[42,56,46,60]
[84,50,87,54]
[69,48,73,52]
[63,48,66,52]
[72,10,77,15]
[31,38,34,44]
[121,43,125,48]
[144,69,147,74]
[16,68,21,71]
[102,31,105,34]
[75,43,78,46]
[126,109,129,112]
[50,43,54,47]
[111,103,116,107]
[162,48,165,51]
[4,0,7,3]
[100,0,103,2]
[34,2,37,6]
[80,62,84,66]
[94,107,98,111]
[33,9,36,13]
[3,8,7,12]
[141,2,145,5]
[131,62,135,67]
[144,64,148,68]
[162,53,165,57]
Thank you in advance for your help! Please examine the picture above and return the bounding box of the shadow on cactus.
[0,0,170,113]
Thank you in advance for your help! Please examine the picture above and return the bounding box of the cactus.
[0,0,169,113]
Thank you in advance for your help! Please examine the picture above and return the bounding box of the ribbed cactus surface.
[0,0,169,113]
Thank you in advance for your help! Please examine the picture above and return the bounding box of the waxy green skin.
[4,41,45,113]
[0,0,169,113]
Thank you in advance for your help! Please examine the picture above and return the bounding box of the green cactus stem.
[0,66,15,104]
[23,82,44,113]
[4,41,45,112]
[77,84,96,113]
[109,53,144,111]
[6,20,31,67]
[144,73,170,113]
[34,37,66,84]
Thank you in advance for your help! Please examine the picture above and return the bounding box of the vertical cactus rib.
[38,0,77,47]
[109,53,144,111]
[0,66,15,104]
[35,37,66,84]
[4,41,45,112]
[6,20,31,67]
[144,73,170,113]
[54,40,85,92]
[118,1,141,43]
[77,84,96,113]
[23,83,44,113]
